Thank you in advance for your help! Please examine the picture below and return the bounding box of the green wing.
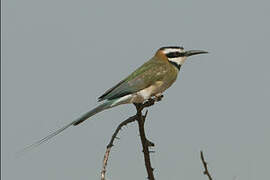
[98,58,169,101]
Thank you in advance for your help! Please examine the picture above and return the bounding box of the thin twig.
[101,115,137,180]
[200,151,213,180]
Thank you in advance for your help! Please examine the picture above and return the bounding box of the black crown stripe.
[159,46,184,50]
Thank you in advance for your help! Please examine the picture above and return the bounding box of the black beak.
[185,50,208,57]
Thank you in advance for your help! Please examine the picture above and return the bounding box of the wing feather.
[98,79,126,101]
[98,58,169,101]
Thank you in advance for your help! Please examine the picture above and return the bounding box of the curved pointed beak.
[185,50,208,57]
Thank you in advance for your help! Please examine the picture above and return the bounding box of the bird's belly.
[131,81,167,103]
[111,80,174,107]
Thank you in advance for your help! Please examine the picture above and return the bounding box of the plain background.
[2,0,270,180]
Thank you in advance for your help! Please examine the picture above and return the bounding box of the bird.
[24,46,208,150]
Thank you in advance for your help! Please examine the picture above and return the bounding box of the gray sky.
[2,0,270,180]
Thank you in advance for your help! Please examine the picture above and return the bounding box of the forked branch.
[101,98,157,180]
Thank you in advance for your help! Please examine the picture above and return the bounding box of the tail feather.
[20,101,114,153]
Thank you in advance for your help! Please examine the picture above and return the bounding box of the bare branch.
[101,115,137,180]
[200,151,213,180]
[107,115,137,149]
[101,97,216,180]
[135,102,155,180]
[100,98,158,180]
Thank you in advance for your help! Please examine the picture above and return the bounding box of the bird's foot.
[154,94,164,102]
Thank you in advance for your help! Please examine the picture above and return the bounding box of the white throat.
[168,56,187,66]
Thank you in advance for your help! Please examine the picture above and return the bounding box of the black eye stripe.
[166,52,185,58]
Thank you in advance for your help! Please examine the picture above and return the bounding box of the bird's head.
[156,46,208,69]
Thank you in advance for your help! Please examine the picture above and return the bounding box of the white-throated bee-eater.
[25,46,208,150]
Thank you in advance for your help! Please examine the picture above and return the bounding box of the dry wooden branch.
[101,98,158,180]
[101,115,137,180]
[135,103,155,180]
[200,151,213,180]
